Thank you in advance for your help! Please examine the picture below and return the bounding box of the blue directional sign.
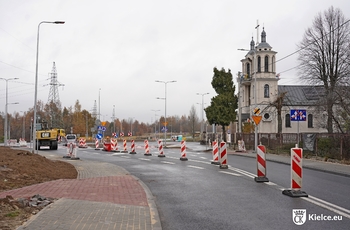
[161,126,168,132]
[96,133,102,140]
[290,110,307,121]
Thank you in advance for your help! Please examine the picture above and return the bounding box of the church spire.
[261,27,266,43]
[250,37,255,51]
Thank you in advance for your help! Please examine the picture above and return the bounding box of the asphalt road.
[53,142,350,230]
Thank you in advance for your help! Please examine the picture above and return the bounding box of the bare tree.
[297,6,350,133]
[188,105,199,138]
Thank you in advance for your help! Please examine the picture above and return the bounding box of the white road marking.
[187,165,204,170]
[140,158,151,161]
[120,156,130,159]
[219,171,242,176]
[301,196,350,219]
[161,161,175,165]
[200,157,207,160]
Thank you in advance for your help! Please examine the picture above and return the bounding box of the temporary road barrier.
[64,142,79,160]
[219,142,228,169]
[78,138,87,148]
[95,138,99,150]
[144,140,151,156]
[158,139,165,157]
[282,144,308,197]
[121,139,128,153]
[180,140,188,161]
[112,139,120,152]
[211,141,220,165]
[129,140,137,154]
[254,144,269,182]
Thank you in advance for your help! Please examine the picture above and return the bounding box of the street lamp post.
[33,21,65,153]
[0,77,19,146]
[197,92,209,138]
[155,80,176,146]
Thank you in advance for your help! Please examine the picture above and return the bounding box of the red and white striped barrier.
[144,139,151,156]
[64,142,79,160]
[180,140,188,161]
[112,139,120,152]
[129,140,136,154]
[19,138,27,147]
[211,141,220,165]
[94,138,100,150]
[78,138,87,148]
[282,144,308,197]
[254,144,269,182]
[121,139,128,153]
[219,142,228,169]
[158,139,165,157]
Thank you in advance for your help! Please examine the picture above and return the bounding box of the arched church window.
[257,56,261,72]
[264,56,269,72]
[264,84,269,98]
[285,114,291,127]
[308,114,313,128]
[246,63,250,78]
[272,56,275,72]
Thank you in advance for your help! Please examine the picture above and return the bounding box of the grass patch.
[5,210,20,218]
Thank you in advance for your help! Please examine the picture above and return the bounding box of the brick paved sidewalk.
[0,153,161,230]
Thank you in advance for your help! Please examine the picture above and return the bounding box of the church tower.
[238,28,279,133]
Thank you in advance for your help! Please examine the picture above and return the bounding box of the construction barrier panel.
[121,139,128,153]
[144,139,151,156]
[211,141,220,165]
[180,140,188,161]
[19,138,27,147]
[112,139,120,152]
[254,144,269,182]
[64,142,79,160]
[219,142,228,169]
[129,140,137,154]
[282,144,308,197]
[158,139,165,157]
[95,138,100,150]
[78,138,87,148]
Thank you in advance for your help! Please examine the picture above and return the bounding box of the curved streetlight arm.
[33,21,65,153]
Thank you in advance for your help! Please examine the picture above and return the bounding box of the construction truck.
[35,119,58,150]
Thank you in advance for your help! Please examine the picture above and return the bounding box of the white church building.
[237,28,328,134]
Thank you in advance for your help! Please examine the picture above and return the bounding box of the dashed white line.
[139,158,151,161]
[187,165,204,170]
[219,171,242,177]
[120,156,130,159]
[161,161,175,165]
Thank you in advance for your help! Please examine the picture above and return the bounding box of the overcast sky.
[1,0,349,123]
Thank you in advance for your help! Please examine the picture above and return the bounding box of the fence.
[202,132,350,161]
[232,133,350,161]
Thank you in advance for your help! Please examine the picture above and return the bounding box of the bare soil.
[0,146,77,230]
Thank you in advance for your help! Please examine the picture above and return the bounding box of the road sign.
[163,122,168,126]
[253,107,261,115]
[161,126,168,132]
[98,126,106,131]
[96,133,102,140]
[252,115,262,125]
[101,121,106,126]
[291,110,307,121]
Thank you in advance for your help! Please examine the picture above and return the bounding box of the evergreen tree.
[205,67,238,142]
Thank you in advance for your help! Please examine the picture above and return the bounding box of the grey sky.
[1,0,349,123]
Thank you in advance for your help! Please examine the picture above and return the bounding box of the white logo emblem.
[293,209,306,225]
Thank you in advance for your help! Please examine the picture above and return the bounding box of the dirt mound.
[0,146,78,229]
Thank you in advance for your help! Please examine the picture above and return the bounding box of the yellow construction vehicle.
[35,119,58,150]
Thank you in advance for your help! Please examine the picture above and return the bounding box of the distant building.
[237,28,328,134]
